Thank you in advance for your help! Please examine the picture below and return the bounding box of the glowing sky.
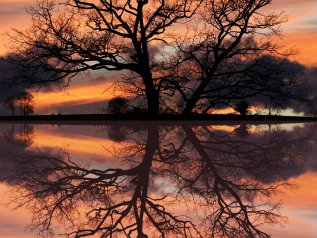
[0,0,317,113]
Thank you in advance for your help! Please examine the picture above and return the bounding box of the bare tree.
[10,0,201,114]
[10,0,302,115]
[10,127,201,238]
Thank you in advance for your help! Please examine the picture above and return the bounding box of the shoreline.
[0,114,316,125]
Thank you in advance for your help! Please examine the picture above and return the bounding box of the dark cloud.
[0,54,67,115]
[208,56,316,114]
[0,55,28,101]
[244,56,307,109]
[291,67,317,115]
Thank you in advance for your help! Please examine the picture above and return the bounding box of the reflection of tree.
[12,127,200,238]
[9,124,306,237]
[176,126,296,238]
[107,126,129,142]
[233,124,251,138]
[4,124,34,147]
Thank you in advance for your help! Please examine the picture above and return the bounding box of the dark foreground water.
[0,122,316,238]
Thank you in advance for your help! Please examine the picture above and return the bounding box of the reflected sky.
[0,122,317,238]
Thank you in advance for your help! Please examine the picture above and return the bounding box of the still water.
[0,122,317,238]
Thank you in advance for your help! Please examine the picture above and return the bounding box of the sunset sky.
[0,0,317,114]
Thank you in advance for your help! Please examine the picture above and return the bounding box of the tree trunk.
[182,78,209,115]
[136,126,159,236]
[141,69,159,115]
[181,88,203,115]
[181,100,196,115]
[145,89,159,115]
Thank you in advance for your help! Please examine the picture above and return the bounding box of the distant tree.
[15,92,34,116]
[108,97,128,114]
[233,101,250,116]
[3,91,34,116]
[131,107,142,114]
[307,100,317,117]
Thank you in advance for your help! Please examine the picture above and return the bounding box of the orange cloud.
[283,31,317,67]
[1,0,317,67]
[265,171,317,238]
[0,183,35,238]
[33,80,115,113]
[32,125,131,162]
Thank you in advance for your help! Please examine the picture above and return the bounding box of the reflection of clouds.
[32,125,135,169]
[266,172,317,238]
[185,125,308,184]
[0,182,35,238]
[0,123,143,184]
[0,124,66,185]
[0,122,317,237]
[289,125,317,172]
[1,122,317,184]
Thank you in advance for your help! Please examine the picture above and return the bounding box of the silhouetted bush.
[107,97,128,114]
[233,101,250,116]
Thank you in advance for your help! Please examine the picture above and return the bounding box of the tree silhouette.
[2,91,34,116]
[15,91,34,116]
[107,97,128,114]
[10,0,200,115]
[9,0,299,115]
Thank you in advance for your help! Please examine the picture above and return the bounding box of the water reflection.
[1,122,317,237]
